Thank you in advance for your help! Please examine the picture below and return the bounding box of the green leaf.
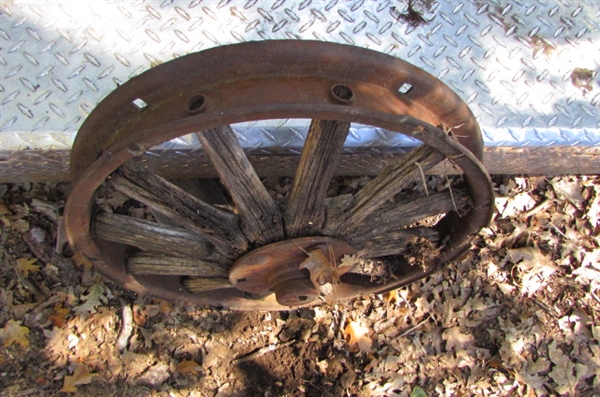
[411,386,428,397]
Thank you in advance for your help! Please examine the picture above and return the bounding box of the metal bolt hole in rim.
[64,41,494,311]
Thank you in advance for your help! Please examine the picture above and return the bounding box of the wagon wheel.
[65,41,494,311]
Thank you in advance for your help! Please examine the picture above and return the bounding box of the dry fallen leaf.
[203,340,232,368]
[340,254,359,270]
[74,283,108,316]
[133,305,148,327]
[548,340,588,395]
[0,201,30,231]
[158,299,173,316]
[48,305,71,327]
[442,326,475,352]
[61,363,98,392]
[383,289,400,306]
[498,192,537,218]
[299,245,352,293]
[299,249,340,289]
[0,201,10,215]
[71,252,94,272]
[508,246,557,296]
[16,257,40,278]
[551,177,585,208]
[1,319,30,347]
[177,359,202,376]
[344,320,372,353]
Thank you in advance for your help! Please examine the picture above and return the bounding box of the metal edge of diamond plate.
[1,0,599,183]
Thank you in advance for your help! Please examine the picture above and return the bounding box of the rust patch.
[571,67,596,94]
[390,0,433,28]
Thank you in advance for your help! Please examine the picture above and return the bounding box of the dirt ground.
[0,174,599,396]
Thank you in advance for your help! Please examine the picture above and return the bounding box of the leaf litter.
[0,175,599,396]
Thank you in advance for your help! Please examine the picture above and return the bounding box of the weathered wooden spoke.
[94,212,215,261]
[109,163,247,256]
[196,126,284,245]
[285,119,350,237]
[343,188,471,245]
[128,252,227,277]
[357,227,441,259]
[184,277,233,293]
[323,144,445,236]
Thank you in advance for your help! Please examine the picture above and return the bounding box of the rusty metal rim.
[64,41,494,310]
[70,40,484,178]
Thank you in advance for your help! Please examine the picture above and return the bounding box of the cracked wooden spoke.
[324,144,445,236]
[285,119,350,237]
[357,227,441,259]
[109,163,246,255]
[128,252,227,277]
[344,188,470,245]
[94,212,215,260]
[150,178,233,233]
[184,277,233,293]
[196,126,284,245]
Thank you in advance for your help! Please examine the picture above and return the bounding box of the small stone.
[138,363,170,389]
[278,329,292,342]
[339,370,356,389]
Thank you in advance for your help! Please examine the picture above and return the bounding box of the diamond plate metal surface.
[1,0,599,182]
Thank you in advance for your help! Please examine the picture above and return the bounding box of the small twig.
[549,222,568,239]
[415,161,429,196]
[522,199,554,218]
[116,303,134,352]
[444,171,458,214]
[15,387,49,397]
[232,340,294,365]
[336,308,347,340]
[528,297,561,319]
[30,198,60,223]
[55,217,69,255]
[291,239,311,256]
[589,285,600,305]
[448,262,463,282]
[300,378,334,396]
[399,315,431,337]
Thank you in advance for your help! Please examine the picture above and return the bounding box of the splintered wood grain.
[94,212,214,260]
[196,126,284,245]
[323,145,444,237]
[110,163,247,256]
[183,277,233,293]
[357,227,441,258]
[285,120,350,237]
[150,178,233,239]
[127,252,227,277]
[344,188,470,244]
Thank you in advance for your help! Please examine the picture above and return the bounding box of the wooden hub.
[229,237,355,306]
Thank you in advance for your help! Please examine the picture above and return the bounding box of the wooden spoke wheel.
[65,41,494,311]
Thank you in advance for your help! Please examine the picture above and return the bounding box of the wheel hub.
[230,237,355,306]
